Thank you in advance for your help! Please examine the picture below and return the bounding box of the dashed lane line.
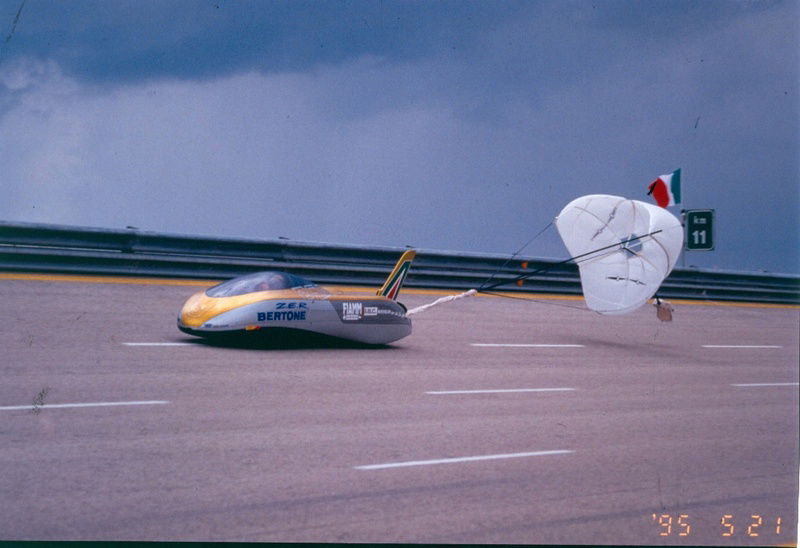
[426,388,576,395]
[471,343,585,348]
[354,450,575,470]
[473,343,785,349]
[703,345,783,349]
[123,342,194,346]
[0,400,171,412]
[731,383,799,388]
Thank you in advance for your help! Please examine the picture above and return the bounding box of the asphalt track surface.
[1,274,798,545]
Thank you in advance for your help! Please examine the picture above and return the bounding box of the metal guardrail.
[1,221,798,304]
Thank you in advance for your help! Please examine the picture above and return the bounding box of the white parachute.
[555,194,683,315]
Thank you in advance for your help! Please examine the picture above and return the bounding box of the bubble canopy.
[205,271,318,298]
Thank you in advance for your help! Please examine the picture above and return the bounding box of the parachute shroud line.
[406,289,477,316]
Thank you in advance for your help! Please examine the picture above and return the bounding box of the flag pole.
[679,168,686,268]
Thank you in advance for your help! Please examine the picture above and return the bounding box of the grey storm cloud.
[0,0,797,273]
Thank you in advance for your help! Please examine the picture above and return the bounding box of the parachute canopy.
[555,194,683,315]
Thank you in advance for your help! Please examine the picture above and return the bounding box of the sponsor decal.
[276,302,307,310]
[334,301,406,322]
[256,301,309,322]
[257,310,307,322]
[342,302,363,321]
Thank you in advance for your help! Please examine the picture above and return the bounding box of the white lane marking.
[471,343,585,348]
[123,342,193,346]
[703,345,783,349]
[355,450,574,470]
[0,401,171,411]
[427,388,576,395]
[731,383,799,388]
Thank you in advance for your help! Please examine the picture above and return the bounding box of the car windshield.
[206,271,317,297]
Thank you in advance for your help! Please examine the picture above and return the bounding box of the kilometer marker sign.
[684,209,714,251]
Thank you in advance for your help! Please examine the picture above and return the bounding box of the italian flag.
[647,169,681,208]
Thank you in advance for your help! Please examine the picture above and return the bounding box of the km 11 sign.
[684,209,714,251]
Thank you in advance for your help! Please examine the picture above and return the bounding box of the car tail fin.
[377,250,416,300]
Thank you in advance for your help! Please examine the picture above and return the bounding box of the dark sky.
[1,0,797,273]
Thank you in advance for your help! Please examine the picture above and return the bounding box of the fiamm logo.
[342,302,363,321]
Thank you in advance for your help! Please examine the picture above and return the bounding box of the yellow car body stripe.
[179,287,329,327]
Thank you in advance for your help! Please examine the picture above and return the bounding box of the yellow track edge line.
[2,271,798,310]
[0,272,219,287]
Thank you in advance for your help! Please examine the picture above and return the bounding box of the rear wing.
[377,250,416,300]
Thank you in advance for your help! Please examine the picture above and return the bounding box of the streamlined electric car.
[177,250,415,345]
